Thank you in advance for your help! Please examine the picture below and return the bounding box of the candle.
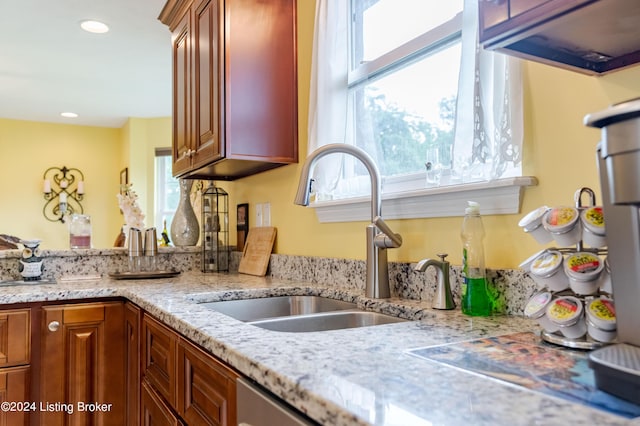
[77,181,84,195]
[43,179,51,193]
[60,179,68,189]
[59,193,67,203]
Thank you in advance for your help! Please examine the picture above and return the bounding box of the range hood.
[480,0,640,75]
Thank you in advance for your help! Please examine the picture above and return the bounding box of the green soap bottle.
[460,201,491,316]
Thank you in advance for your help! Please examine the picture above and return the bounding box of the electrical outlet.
[263,202,271,226]
[255,203,263,226]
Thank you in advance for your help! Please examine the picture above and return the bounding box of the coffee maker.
[585,99,640,404]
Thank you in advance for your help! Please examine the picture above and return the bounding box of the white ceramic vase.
[170,179,199,246]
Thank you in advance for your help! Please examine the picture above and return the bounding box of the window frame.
[307,1,536,221]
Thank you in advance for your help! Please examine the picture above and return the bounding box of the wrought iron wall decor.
[42,166,85,223]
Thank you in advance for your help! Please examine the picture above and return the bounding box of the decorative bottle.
[460,201,491,316]
[170,179,199,246]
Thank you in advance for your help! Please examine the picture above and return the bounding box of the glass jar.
[69,214,91,249]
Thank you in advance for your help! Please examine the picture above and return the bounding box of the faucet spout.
[294,144,401,298]
[414,254,455,310]
[294,144,381,221]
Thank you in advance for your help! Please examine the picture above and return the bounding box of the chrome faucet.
[414,254,455,310]
[294,144,402,298]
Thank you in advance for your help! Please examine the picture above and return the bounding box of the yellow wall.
[227,1,640,269]
[0,119,123,249]
[0,117,171,249]
[122,117,173,230]
[4,1,640,268]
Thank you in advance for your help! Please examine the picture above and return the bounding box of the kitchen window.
[154,148,179,232]
[307,0,534,222]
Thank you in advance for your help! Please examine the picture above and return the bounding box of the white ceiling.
[0,0,171,128]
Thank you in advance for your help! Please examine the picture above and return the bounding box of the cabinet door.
[0,366,30,426]
[177,338,237,425]
[226,0,298,162]
[142,315,177,408]
[0,309,30,368]
[40,302,125,426]
[125,302,142,426]
[141,380,184,426]
[193,0,223,169]
[172,10,195,176]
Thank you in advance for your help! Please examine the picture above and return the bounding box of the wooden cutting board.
[238,227,277,276]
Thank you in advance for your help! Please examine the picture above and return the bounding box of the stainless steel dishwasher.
[237,378,317,426]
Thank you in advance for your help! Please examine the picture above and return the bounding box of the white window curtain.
[307,0,523,199]
[452,0,523,182]
[307,0,350,198]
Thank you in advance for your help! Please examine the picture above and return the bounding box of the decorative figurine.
[18,240,44,281]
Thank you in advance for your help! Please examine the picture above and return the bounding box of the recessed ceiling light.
[61,112,78,118]
[80,20,109,34]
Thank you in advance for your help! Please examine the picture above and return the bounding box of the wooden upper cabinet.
[39,302,126,426]
[192,0,222,170]
[159,0,298,180]
[172,10,194,177]
[478,0,640,75]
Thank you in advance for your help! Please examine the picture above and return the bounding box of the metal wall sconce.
[43,166,85,223]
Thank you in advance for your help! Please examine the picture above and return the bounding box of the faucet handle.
[437,253,448,263]
[373,216,402,248]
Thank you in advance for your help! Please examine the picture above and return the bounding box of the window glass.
[352,43,460,178]
[154,153,179,233]
[353,0,463,65]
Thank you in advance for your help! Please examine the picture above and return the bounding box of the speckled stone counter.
[0,270,636,426]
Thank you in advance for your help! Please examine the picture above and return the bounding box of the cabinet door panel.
[226,0,298,161]
[172,11,194,176]
[40,302,125,426]
[193,0,222,167]
[0,366,30,426]
[0,309,30,368]
[177,339,237,426]
[141,380,183,426]
[142,315,177,408]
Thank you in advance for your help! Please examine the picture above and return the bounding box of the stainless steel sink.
[250,311,407,333]
[198,295,407,332]
[199,295,357,322]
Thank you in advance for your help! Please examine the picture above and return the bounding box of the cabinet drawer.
[142,315,177,407]
[177,338,237,425]
[0,309,30,367]
[141,379,184,426]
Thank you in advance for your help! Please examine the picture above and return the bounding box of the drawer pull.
[48,320,60,332]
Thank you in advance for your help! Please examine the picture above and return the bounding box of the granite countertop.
[1,272,637,426]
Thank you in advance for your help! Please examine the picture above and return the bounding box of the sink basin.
[250,311,407,332]
[199,295,357,322]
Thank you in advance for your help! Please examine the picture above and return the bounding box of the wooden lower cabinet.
[0,308,31,426]
[177,337,237,425]
[142,314,178,408]
[0,366,30,426]
[39,301,126,425]
[126,302,142,426]
[142,314,237,425]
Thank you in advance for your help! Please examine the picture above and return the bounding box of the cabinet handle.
[48,320,60,332]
